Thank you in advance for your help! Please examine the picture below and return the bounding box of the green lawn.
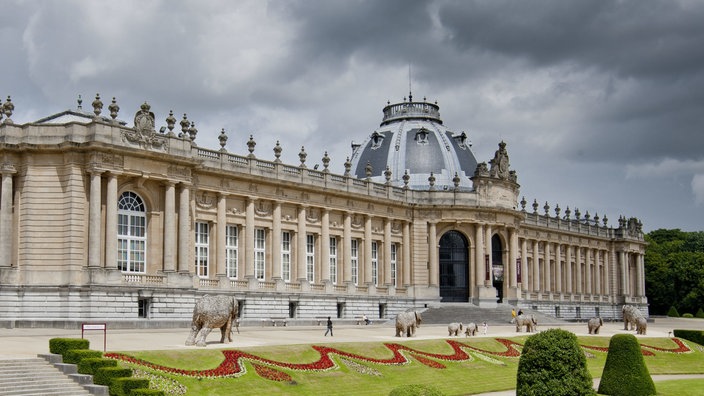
[108,336,704,396]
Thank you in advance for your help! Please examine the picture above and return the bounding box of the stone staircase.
[417,303,569,326]
[0,356,108,396]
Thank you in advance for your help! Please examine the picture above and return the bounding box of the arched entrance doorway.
[439,231,470,302]
[491,235,504,303]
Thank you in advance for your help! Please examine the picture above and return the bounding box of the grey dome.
[349,96,478,190]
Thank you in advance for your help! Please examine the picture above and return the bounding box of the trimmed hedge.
[673,329,704,346]
[696,308,704,318]
[598,334,656,396]
[516,328,594,396]
[683,313,694,318]
[78,357,117,375]
[112,378,150,396]
[49,338,89,356]
[129,389,165,396]
[388,384,444,396]
[667,306,680,317]
[64,348,103,364]
[94,366,132,386]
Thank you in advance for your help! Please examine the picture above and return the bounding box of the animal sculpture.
[515,314,538,333]
[447,322,463,336]
[464,322,478,337]
[587,317,603,334]
[622,305,644,331]
[636,317,647,335]
[185,295,239,347]
[395,311,422,337]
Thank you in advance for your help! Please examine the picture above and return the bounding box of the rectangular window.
[329,237,338,285]
[226,225,238,279]
[390,243,397,287]
[371,241,378,286]
[351,239,359,285]
[195,222,209,278]
[281,231,291,282]
[254,228,266,280]
[306,234,315,282]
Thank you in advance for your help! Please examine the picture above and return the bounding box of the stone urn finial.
[402,170,410,189]
[544,202,550,216]
[384,166,392,184]
[520,196,527,212]
[108,97,120,121]
[322,151,330,172]
[92,93,103,118]
[365,161,372,179]
[188,122,198,142]
[428,172,436,190]
[165,110,176,136]
[218,128,228,151]
[180,113,190,137]
[247,135,256,158]
[344,157,351,176]
[273,140,282,162]
[452,172,460,189]
[532,199,539,214]
[298,146,307,168]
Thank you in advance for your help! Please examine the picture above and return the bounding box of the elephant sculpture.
[185,294,239,347]
[447,322,463,336]
[622,305,644,331]
[395,311,422,337]
[464,322,478,337]
[515,314,538,333]
[636,317,647,335]
[587,317,603,334]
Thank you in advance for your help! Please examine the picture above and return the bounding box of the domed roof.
[349,95,478,190]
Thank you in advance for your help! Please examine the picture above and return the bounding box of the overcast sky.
[2,0,703,232]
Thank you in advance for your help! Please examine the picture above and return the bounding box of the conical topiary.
[598,334,656,396]
[516,328,595,395]
[696,307,704,319]
[667,306,680,317]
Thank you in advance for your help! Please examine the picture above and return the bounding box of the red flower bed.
[104,337,692,380]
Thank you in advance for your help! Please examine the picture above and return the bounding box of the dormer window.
[453,132,469,149]
[371,132,384,150]
[414,128,429,144]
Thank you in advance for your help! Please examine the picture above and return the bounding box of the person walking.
[511,308,517,324]
[482,321,488,335]
[324,316,333,336]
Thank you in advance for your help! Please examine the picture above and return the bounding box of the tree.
[598,334,655,396]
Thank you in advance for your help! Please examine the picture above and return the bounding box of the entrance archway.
[439,231,469,302]
[491,234,504,303]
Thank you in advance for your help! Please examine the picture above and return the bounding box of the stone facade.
[0,94,647,328]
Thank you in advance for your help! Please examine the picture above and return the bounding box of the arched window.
[117,191,146,273]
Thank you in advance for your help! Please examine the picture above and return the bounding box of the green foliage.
[64,348,102,364]
[129,389,165,396]
[94,366,132,386]
[598,334,656,396]
[49,337,89,356]
[516,328,594,396]
[667,306,680,317]
[388,384,444,396]
[683,313,694,318]
[674,329,704,346]
[696,308,704,318]
[78,357,117,375]
[112,377,150,396]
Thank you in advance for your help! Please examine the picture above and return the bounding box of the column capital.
[1,163,17,175]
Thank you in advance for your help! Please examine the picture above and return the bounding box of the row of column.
[0,166,15,267]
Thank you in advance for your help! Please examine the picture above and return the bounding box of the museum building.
[0,93,647,328]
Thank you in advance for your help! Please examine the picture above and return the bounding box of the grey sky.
[2,0,703,231]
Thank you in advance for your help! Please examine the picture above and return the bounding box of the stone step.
[0,357,96,396]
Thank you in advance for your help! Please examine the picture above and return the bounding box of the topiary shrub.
[78,357,117,375]
[64,348,102,364]
[516,328,594,395]
[598,334,656,396]
[696,308,704,318]
[129,389,165,396]
[112,377,150,396]
[683,313,694,318]
[667,306,680,317]
[49,338,89,356]
[674,329,704,346]
[388,384,444,396]
[94,366,132,386]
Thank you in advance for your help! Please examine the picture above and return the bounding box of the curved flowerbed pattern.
[104,337,692,381]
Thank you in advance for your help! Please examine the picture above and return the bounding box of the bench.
[261,317,288,327]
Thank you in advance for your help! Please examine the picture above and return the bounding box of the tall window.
[390,243,398,287]
[226,225,238,279]
[371,241,378,285]
[117,191,146,273]
[254,228,266,280]
[329,237,338,284]
[351,239,359,285]
[195,222,209,278]
[306,234,315,282]
[281,231,291,282]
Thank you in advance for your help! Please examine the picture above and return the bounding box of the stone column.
[554,243,562,294]
[565,245,573,294]
[520,238,528,292]
[105,174,118,269]
[363,215,372,285]
[575,246,583,294]
[636,253,645,297]
[321,209,330,282]
[271,202,282,280]
[383,218,392,285]
[178,184,190,273]
[532,240,540,292]
[544,240,551,292]
[0,167,16,268]
[343,212,352,284]
[594,249,601,296]
[585,249,592,295]
[603,249,611,296]
[484,224,492,287]
[297,205,307,281]
[162,181,176,272]
[88,170,102,268]
[475,224,484,288]
[402,221,411,287]
[619,250,627,296]
[216,193,227,276]
[428,221,438,287]
[508,228,518,288]
[245,198,255,278]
